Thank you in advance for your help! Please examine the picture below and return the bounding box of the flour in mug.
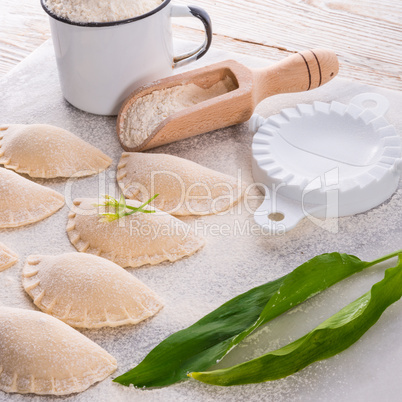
[44,0,163,23]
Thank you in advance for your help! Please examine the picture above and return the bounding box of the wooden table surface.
[0,0,401,90]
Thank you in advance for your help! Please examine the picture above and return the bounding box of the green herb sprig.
[95,194,159,222]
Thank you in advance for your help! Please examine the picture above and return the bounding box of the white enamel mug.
[41,0,212,115]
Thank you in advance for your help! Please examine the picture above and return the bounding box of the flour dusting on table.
[0,39,402,402]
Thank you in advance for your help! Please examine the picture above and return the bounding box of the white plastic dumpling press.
[250,93,402,234]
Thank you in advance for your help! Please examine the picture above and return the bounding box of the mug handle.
[171,5,213,68]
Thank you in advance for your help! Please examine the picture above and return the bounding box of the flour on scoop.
[119,77,237,149]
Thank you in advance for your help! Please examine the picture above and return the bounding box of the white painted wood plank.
[173,0,402,89]
[0,0,401,91]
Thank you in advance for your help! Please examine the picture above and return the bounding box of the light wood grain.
[252,48,339,102]
[117,49,339,151]
[0,1,50,77]
[173,0,402,89]
[0,0,401,91]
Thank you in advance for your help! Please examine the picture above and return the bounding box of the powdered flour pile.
[45,0,163,23]
[120,77,237,148]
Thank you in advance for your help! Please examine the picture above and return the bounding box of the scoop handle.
[252,49,339,104]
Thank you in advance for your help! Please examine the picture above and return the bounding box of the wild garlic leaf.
[190,254,402,385]
[114,250,401,388]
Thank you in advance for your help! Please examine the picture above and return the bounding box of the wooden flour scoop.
[117,49,339,151]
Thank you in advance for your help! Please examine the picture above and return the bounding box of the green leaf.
[190,254,402,385]
[114,251,400,388]
[125,194,159,213]
[117,194,127,217]
[96,194,159,222]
